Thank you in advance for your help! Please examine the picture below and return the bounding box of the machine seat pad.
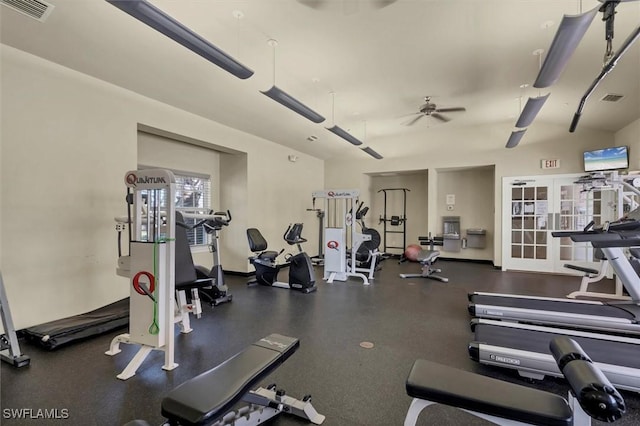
[175,277,214,290]
[258,251,280,261]
[416,250,439,263]
[406,359,572,426]
[563,263,599,275]
[161,334,299,426]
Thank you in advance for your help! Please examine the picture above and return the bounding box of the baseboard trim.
[439,257,495,267]
[224,270,255,277]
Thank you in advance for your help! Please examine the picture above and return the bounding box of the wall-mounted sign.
[446,194,455,205]
[541,159,560,169]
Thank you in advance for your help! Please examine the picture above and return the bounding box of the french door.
[502,174,613,273]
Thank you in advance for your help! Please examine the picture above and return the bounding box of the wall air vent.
[1,0,54,22]
[600,93,624,102]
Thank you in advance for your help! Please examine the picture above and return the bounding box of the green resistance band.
[149,237,176,335]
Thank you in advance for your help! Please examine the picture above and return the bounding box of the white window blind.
[175,173,211,246]
[138,165,212,247]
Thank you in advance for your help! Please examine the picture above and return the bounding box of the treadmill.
[469,318,640,393]
[469,220,640,335]
[469,228,640,392]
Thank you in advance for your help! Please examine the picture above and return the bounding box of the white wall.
[0,45,324,329]
[137,131,222,269]
[369,173,428,255]
[436,167,494,260]
[325,123,615,267]
[615,117,640,170]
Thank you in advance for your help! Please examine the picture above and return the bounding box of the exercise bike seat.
[247,228,279,261]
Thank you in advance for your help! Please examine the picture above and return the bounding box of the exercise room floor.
[2,260,639,426]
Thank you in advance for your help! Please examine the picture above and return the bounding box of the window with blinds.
[174,173,211,246]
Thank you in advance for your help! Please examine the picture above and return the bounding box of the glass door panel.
[552,179,604,272]
[504,174,620,274]
[503,178,555,272]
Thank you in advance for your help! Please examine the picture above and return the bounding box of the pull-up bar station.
[378,188,409,254]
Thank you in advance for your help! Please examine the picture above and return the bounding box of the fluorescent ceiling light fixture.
[505,129,527,149]
[533,6,598,88]
[326,125,363,146]
[261,86,325,123]
[515,93,550,128]
[570,25,640,133]
[361,146,383,159]
[107,0,253,79]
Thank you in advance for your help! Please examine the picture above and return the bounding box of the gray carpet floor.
[1,259,638,425]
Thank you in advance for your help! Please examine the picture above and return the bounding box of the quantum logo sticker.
[125,172,167,187]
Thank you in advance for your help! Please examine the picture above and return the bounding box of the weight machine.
[306,201,326,266]
[106,169,201,380]
[312,189,373,285]
[179,209,233,306]
[568,171,640,299]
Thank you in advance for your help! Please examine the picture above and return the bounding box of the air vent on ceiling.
[601,93,624,103]
[1,0,54,22]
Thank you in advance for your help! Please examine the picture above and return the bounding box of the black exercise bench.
[404,337,625,426]
[399,250,448,282]
[125,334,325,426]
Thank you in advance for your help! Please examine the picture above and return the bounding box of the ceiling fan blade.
[430,113,450,123]
[297,0,327,10]
[405,114,426,126]
[434,107,466,113]
[373,0,397,8]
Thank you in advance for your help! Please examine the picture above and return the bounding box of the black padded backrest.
[247,228,268,252]
[175,212,198,286]
[284,223,305,244]
[161,334,300,426]
[356,206,369,220]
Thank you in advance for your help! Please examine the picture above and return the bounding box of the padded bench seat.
[406,359,572,426]
[416,250,439,263]
[162,334,299,426]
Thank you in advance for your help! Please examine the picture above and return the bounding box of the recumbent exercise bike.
[246,223,317,293]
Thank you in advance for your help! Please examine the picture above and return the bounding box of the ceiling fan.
[405,96,466,126]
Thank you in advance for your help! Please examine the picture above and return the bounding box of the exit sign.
[541,159,560,169]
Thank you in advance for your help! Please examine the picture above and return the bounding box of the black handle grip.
[550,337,625,422]
[563,361,625,422]
[569,112,582,133]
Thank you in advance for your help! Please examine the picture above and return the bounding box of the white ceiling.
[1,0,639,160]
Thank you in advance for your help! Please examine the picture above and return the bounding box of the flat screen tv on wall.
[583,146,629,172]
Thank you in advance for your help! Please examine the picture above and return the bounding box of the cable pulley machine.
[106,169,199,380]
[312,189,371,285]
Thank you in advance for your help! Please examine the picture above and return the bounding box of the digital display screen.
[583,146,629,172]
